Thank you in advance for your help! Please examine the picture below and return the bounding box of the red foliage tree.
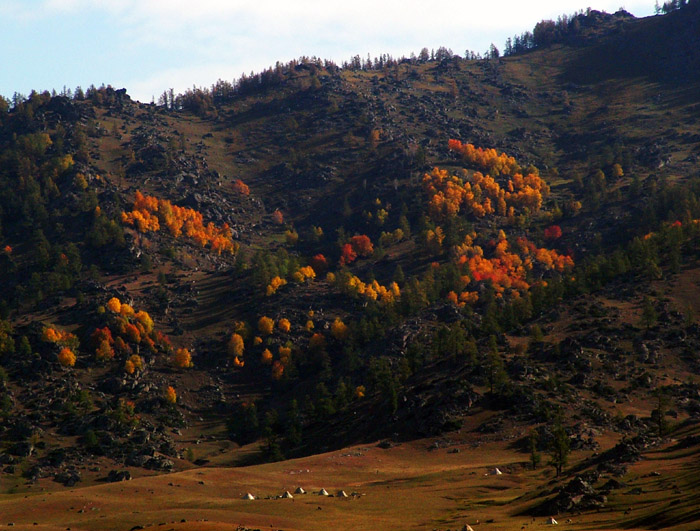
[339,244,357,266]
[309,254,329,275]
[544,225,563,240]
[350,235,374,257]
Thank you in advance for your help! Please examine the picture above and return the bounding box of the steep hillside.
[0,5,699,529]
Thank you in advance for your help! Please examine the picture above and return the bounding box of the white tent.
[490,468,503,475]
[294,487,306,494]
[337,490,348,498]
[318,488,329,496]
[547,517,558,525]
[243,493,255,500]
[281,491,294,499]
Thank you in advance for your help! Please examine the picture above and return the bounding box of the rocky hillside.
[0,5,699,527]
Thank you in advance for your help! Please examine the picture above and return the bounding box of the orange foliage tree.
[266,276,287,296]
[448,139,518,176]
[292,266,316,283]
[165,386,177,404]
[261,348,273,365]
[172,348,193,368]
[258,316,274,335]
[271,360,284,380]
[331,318,349,340]
[227,333,245,357]
[233,179,250,195]
[58,347,76,367]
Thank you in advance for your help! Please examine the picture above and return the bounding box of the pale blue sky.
[1,0,655,103]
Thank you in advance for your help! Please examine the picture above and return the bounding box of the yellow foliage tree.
[278,318,291,333]
[124,354,143,375]
[96,340,115,361]
[227,333,245,357]
[135,311,154,334]
[331,318,349,340]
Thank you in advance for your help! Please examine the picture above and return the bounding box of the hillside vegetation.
[0,3,700,529]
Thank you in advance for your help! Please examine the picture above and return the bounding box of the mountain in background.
[0,3,699,529]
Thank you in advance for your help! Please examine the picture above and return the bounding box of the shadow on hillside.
[562,8,700,87]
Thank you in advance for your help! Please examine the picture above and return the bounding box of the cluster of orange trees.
[423,166,548,221]
[446,230,573,304]
[447,139,518,176]
[121,191,238,255]
[90,296,186,374]
[419,142,574,306]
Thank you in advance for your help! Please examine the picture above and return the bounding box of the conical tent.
[243,493,255,500]
[294,487,306,494]
[337,490,348,497]
[318,488,329,496]
[282,491,294,498]
[547,517,558,525]
[491,468,503,475]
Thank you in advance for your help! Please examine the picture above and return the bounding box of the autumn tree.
[165,385,177,405]
[258,316,274,335]
[544,225,562,240]
[331,318,349,340]
[124,354,143,375]
[233,179,250,195]
[227,333,245,357]
[309,254,328,274]
[261,348,273,365]
[172,348,193,368]
[58,347,76,367]
[339,243,357,266]
[350,234,374,257]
